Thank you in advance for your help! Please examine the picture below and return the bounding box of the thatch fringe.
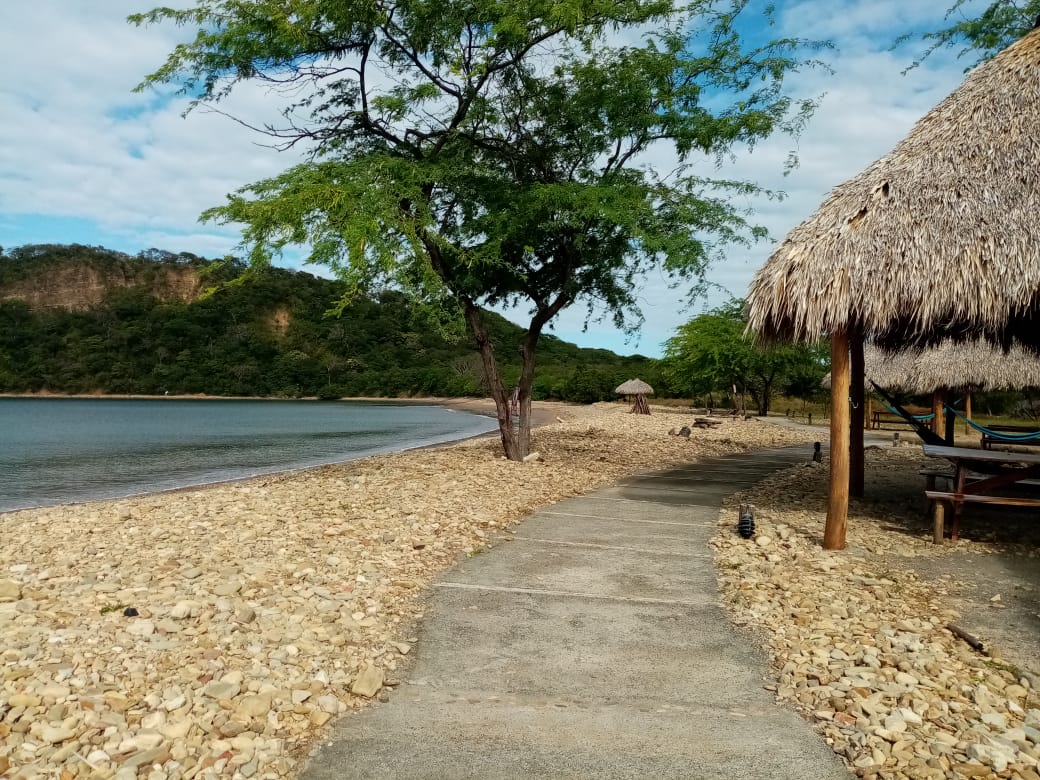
[822,340,1040,392]
[747,28,1040,349]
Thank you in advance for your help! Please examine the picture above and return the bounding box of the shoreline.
[0,397,569,517]
[0,408,816,779]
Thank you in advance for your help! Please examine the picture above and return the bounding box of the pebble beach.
[5,403,1040,780]
[714,446,1040,780]
[0,403,813,780]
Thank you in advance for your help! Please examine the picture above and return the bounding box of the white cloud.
[0,1,983,356]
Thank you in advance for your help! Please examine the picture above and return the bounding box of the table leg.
[952,464,967,541]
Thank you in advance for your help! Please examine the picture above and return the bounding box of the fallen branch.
[946,623,986,653]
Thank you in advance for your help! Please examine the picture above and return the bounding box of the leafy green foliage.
[663,299,826,415]
[131,0,825,458]
[900,1,1040,66]
[0,245,654,401]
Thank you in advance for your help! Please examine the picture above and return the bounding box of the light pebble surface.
[0,403,813,779]
[715,446,1040,780]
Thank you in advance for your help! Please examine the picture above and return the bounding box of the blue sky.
[0,1,981,357]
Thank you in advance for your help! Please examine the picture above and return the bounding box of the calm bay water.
[0,398,497,513]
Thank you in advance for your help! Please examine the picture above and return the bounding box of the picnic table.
[871,408,931,430]
[923,444,1040,542]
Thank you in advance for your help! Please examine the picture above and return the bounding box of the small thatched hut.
[746,28,1040,549]
[615,378,654,415]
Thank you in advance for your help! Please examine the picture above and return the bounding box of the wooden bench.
[980,424,1040,450]
[871,409,930,430]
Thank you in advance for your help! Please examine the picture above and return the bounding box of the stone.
[8,693,41,708]
[41,725,77,744]
[235,606,257,623]
[0,579,21,602]
[967,743,1012,773]
[169,601,197,619]
[120,747,171,770]
[213,581,242,596]
[126,619,156,636]
[202,680,240,700]
[982,711,1007,729]
[350,664,385,698]
[755,536,772,548]
[234,694,272,719]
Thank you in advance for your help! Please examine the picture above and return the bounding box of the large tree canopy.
[132,0,822,458]
[663,299,826,416]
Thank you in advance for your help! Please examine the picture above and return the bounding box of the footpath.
[303,443,852,779]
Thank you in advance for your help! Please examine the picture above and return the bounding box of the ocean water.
[0,398,497,513]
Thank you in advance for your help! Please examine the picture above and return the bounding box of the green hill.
[0,244,667,401]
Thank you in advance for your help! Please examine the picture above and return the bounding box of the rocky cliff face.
[0,261,203,312]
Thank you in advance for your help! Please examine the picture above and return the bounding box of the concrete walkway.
[303,445,852,779]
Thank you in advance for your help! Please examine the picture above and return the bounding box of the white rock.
[755,536,772,548]
[982,711,1008,730]
[968,743,1011,773]
[169,601,197,619]
[41,725,77,744]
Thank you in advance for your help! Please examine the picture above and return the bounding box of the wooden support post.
[865,395,873,431]
[824,331,850,550]
[931,390,943,435]
[965,393,973,436]
[850,336,865,498]
[944,391,956,445]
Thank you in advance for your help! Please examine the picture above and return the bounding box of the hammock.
[945,407,1040,442]
[880,401,935,422]
[870,382,947,446]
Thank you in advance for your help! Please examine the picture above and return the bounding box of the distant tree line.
[0,245,671,402]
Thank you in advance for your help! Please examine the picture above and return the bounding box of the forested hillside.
[0,245,667,400]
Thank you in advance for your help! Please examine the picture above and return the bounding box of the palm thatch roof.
[823,340,1040,392]
[747,28,1040,349]
[615,378,654,395]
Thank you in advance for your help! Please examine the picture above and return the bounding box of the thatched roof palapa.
[746,28,1040,349]
[615,378,654,396]
[822,340,1040,393]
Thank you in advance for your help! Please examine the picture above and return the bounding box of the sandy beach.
[0,402,814,779]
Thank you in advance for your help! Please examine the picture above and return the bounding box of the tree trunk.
[462,303,522,460]
[849,334,865,498]
[825,331,850,551]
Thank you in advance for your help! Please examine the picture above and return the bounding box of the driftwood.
[693,417,722,429]
[946,623,986,653]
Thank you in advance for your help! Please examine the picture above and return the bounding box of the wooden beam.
[849,335,865,497]
[944,391,956,445]
[931,390,943,435]
[824,331,850,550]
[965,393,973,436]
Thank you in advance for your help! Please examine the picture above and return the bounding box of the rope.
[879,401,935,421]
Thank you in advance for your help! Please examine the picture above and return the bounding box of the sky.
[0,1,984,358]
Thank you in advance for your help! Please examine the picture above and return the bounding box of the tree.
[904,1,1040,65]
[131,0,823,460]
[663,299,825,416]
